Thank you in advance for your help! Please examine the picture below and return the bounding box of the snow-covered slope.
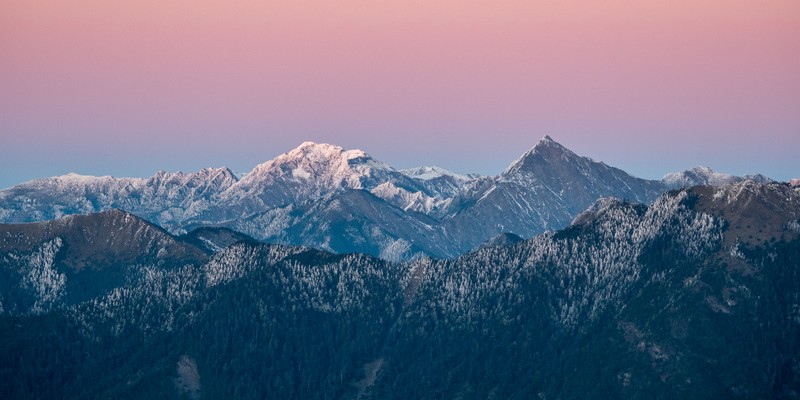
[400,166,480,199]
[370,182,449,214]
[0,168,238,230]
[210,142,435,219]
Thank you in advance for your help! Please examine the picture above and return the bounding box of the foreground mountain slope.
[372,182,799,399]
[0,210,207,315]
[1,182,797,399]
[1,236,402,399]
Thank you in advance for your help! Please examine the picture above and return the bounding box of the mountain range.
[0,136,775,260]
[1,180,798,399]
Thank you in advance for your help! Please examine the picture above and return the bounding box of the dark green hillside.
[1,182,798,399]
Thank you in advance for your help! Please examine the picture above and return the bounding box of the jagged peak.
[504,135,578,174]
[533,135,575,155]
[539,134,555,144]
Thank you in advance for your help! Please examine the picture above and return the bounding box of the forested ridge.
[1,182,798,399]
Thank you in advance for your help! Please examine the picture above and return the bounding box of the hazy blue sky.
[2,0,798,189]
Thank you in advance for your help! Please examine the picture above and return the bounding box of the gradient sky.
[2,0,798,189]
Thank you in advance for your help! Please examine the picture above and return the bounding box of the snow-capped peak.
[292,141,345,156]
[285,141,372,162]
[243,142,393,182]
[221,142,405,208]
[401,166,477,182]
[284,142,385,167]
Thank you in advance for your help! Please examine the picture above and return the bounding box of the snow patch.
[380,238,413,263]
[20,238,66,314]
[292,167,311,180]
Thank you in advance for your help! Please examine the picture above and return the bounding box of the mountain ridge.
[0,137,783,259]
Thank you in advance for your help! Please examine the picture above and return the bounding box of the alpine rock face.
[441,136,668,251]
[1,181,797,399]
[0,137,782,259]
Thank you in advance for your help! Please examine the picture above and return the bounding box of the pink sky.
[1,0,798,187]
